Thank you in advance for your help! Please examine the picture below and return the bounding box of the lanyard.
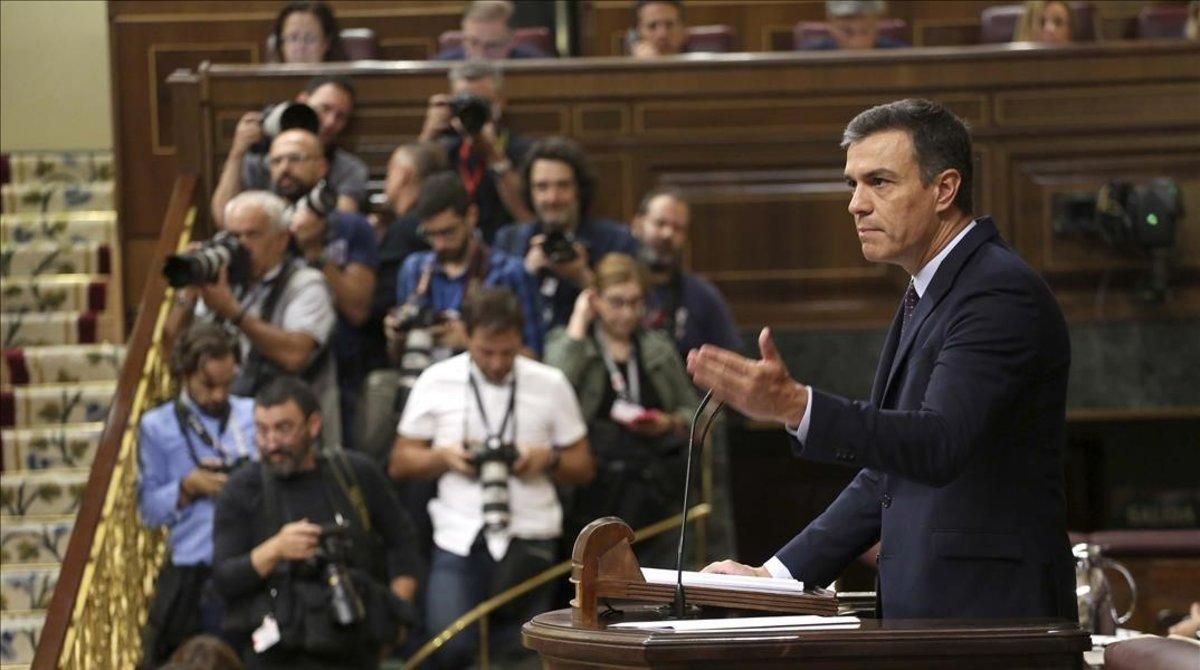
[174,395,248,467]
[597,332,640,405]
[457,141,486,202]
[466,366,517,449]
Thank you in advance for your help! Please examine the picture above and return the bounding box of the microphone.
[672,388,725,618]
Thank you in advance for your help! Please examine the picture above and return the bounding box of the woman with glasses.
[544,252,698,566]
[272,1,344,63]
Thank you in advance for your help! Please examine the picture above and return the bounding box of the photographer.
[164,191,340,447]
[138,323,256,666]
[494,136,640,332]
[385,171,542,365]
[418,60,533,244]
[389,289,592,669]
[213,377,419,669]
[211,75,368,228]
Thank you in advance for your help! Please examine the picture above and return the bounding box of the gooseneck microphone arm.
[673,388,725,619]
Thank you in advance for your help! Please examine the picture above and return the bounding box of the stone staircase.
[0,151,123,669]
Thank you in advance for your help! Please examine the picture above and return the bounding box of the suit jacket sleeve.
[775,467,883,587]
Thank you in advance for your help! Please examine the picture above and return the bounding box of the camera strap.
[173,395,247,469]
[467,365,517,450]
[456,141,486,201]
[596,330,641,405]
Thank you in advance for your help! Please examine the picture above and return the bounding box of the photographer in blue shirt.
[137,323,256,665]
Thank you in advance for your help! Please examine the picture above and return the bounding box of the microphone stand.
[671,388,725,619]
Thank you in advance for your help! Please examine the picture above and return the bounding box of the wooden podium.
[530,518,1091,668]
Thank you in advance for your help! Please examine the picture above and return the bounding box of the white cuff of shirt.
[763,556,795,580]
[784,385,814,443]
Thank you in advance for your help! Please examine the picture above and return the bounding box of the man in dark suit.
[692,99,1076,621]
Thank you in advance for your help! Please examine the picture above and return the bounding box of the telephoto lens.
[162,231,250,288]
[472,439,517,533]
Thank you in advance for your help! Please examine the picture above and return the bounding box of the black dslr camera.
[314,517,365,626]
[467,439,519,533]
[449,92,492,137]
[162,231,251,288]
[252,102,320,153]
[542,229,578,264]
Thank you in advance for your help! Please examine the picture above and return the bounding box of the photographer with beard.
[269,127,378,447]
[211,75,367,227]
[494,137,639,336]
[384,171,542,363]
[631,187,742,358]
[138,323,257,666]
[213,377,419,669]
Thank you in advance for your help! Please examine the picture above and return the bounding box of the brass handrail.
[404,502,712,669]
[34,175,199,669]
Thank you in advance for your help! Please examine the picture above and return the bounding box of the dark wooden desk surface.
[523,605,1090,669]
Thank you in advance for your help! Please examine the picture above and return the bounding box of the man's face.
[529,159,580,231]
[462,18,513,59]
[468,326,523,384]
[637,2,687,55]
[254,400,320,478]
[844,129,943,274]
[633,195,689,270]
[451,76,505,121]
[225,203,289,280]
[268,130,327,202]
[298,83,353,145]
[421,207,474,264]
[184,354,237,417]
[830,14,880,50]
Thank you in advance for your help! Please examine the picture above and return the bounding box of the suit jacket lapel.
[879,218,1000,403]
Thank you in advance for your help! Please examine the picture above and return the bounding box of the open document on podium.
[609,614,861,632]
[639,567,807,594]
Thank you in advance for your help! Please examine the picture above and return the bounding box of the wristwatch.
[490,158,512,175]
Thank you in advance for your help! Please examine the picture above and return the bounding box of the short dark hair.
[634,0,685,26]
[841,98,973,213]
[520,136,596,217]
[272,2,343,62]
[636,185,688,216]
[462,288,524,336]
[414,171,470,221]
[397,141,450,182]
[255,376,320,418]
[169,322,240,378]
[304,74,356,104]
[168,634,241,670]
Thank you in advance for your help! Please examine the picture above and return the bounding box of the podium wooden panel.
[523,605,1090,669]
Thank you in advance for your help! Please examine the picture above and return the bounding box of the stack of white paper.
[609,614,861,632]
[640,567,806,594]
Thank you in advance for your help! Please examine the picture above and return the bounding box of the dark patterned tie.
[901,281,920,336]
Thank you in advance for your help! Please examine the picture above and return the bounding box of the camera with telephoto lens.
[468,439,518,533]
[390,302,448,333]
[251,102,320,153]
[297,178,338,218]
[449,92,492,137]
[542,229,578,264]
[162,231,252,288]
[314,517,365,626]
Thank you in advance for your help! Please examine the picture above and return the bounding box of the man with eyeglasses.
[434,0,548,60]
[796,1,910,51]
[384,171,542,364]
[211,75,368,228]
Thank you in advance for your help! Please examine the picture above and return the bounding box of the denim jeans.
[424,535,556,669]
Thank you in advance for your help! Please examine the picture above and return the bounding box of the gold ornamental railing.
[405,502,711,669]
[34,175,199,669]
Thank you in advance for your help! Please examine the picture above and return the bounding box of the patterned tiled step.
[1,241,112,277]
[0,565,58,613]
[0,382,115,430]
[1,423,104,472]
[0,311,121,348]
[1,344,125,386]
[0,613,42,666]
[0,181,114,214]
[3,151,113,184]
[0,211,116,246]
[0,275,110,313]
[0,517,73,565]
[0,471,88,517]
